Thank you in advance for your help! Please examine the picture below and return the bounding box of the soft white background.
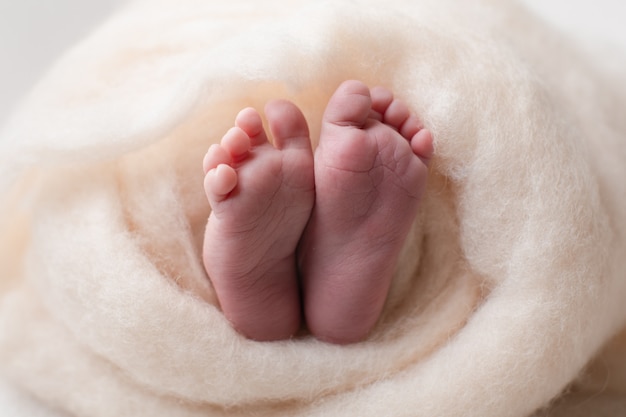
[0,0,625,126]
[0,0,624,415]
[0,0,127,125]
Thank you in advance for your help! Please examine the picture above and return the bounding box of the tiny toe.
[221,127,252,161]
[204,164,238,203]
[265,100,311,150]
[399,113,424,140]
[235,107,269,147]
[203,144,232,174]
[411,128,434,162]
[324,80,372,128]
[370,86,394,117]
[382,98,411,132]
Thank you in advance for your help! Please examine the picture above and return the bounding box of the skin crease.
[202,80,433,343]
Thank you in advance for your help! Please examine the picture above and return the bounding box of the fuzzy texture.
[1,0,626,416]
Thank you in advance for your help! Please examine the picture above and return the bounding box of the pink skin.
[299,80,433,344]
[203,101,314,341]
[202,80,433,343]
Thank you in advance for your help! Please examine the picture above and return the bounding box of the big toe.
[323,80,372,128]
[265,99,311,150]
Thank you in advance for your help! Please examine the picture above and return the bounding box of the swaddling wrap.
[1,0,626,416]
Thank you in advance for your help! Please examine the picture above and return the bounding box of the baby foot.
[202,101,314,341]
[299,80,434,344]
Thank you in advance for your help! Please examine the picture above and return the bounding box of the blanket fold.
[1,0,626,416]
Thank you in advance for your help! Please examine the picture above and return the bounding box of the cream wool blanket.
[1,0,626,416]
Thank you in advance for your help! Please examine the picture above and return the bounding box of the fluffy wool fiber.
[1,0,626,416]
